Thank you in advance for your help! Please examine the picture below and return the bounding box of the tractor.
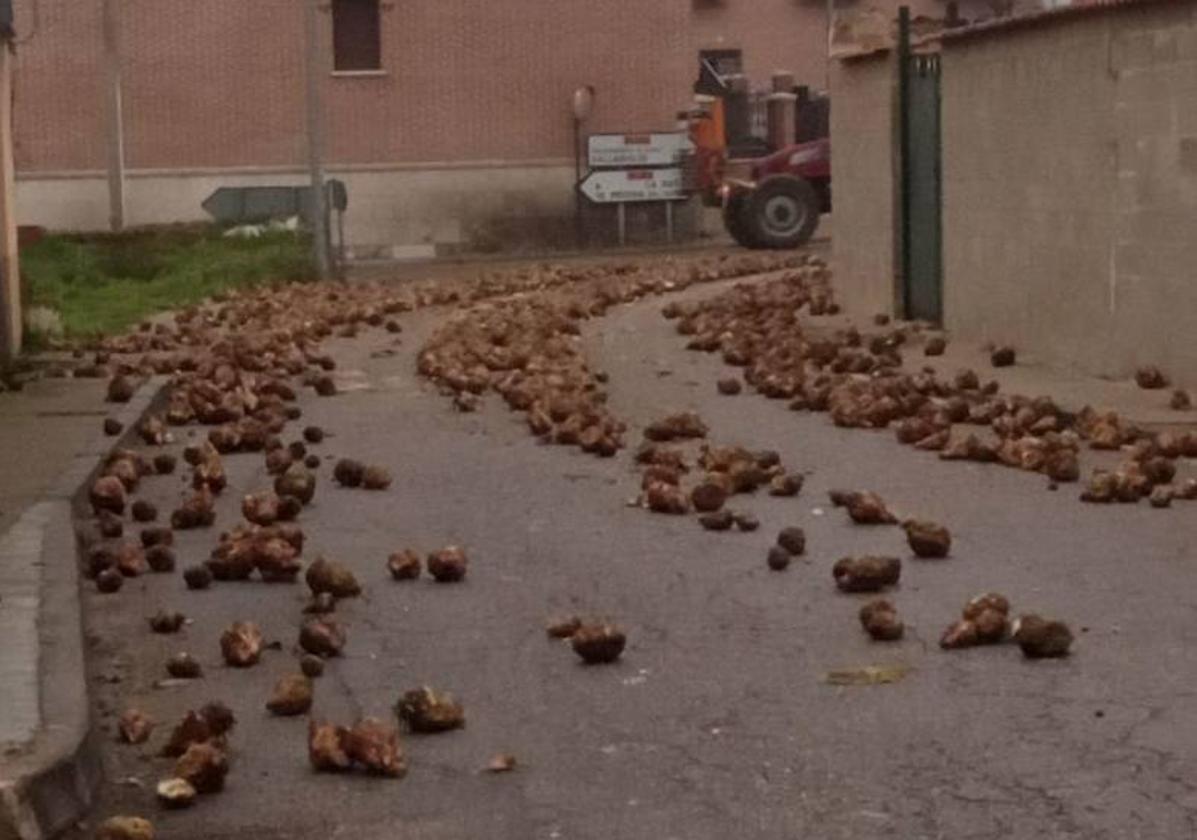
[684,96,830,250]
[719,138,830,250]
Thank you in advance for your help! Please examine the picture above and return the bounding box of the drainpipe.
[102,0,125,232]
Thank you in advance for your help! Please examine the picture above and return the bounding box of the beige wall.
[829,52,899,318]
[942,1,1197,380]
[16,163,577,255]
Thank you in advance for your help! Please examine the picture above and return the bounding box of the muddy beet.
[300,654,326,678]
[131,502,156,524]
[183,564,213,590]
[308,720,352,772]
[96,567,124,594]
[396,686,466,733]
[115,542,148,577]
[145,545,176,573]
[571,622,626,664]
[842,491,898,525]
[973,608,1009,643]
[140,526,172,548]
[333,458,365,487]
[175,741,228,794]
[274,463,316,505]
[166,653,203,679]
[940,619,979,649]
[156,777,196,810]
[299,617,346,657]
[859,599,904,641]
[990,346,1016,367]
[644,411,708,442]
[769,473,803,497]
[776,526,806,556]
[148,610,186,634]
[690,480,728,513]
[90,475,127,515]
[362,465,392,490]
[219,621,263,667]
[645,481,689,514]
[345,717,407,777]
[161,704,235,758]
[903,520,951,558]
[963,592,1010,620]
[1013,614,1073,658]
[716,378,742,396]
[699,509,734,531]
[266,674,314,716]
[426,546,468,582]
[305,555,362,598]
[387,549,421,580]
[106,374,136,403]
[1135,366,1168,390]
[832,556,901,593]
[766,546,791,571]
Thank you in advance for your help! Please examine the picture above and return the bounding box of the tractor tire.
[744,175,820,250]
[723,193,760,249]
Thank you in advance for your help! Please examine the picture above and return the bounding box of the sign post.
[0,29,18,359]
[579,132,693,246]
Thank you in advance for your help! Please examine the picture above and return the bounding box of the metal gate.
[898,9,943,323]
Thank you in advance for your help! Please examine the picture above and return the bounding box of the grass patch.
[21,226,316,341]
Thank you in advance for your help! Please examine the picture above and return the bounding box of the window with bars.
[332,0,382,72]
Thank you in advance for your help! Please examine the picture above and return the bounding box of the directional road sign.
[587,133,694,169]
[578,168,686,204]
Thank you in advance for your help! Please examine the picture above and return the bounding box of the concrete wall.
[941,0,1197,379]
[829,52,899,318]
[16,163,579,255]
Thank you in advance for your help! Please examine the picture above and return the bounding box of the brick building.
[12,0,973,254]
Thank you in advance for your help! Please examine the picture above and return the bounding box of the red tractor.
[685,99,830,250]
[719,138,830,250]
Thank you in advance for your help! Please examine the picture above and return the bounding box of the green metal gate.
[898,9,943,323]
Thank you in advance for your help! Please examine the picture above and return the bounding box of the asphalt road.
[78,269,1197,840]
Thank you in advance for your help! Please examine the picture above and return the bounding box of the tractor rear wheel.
[744,175,820,250]
[723,192,760,249]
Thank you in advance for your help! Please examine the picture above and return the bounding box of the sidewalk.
[0,376,107,536]
[0,373,162,840]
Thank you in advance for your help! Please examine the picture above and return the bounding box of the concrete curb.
[0,376,170,840]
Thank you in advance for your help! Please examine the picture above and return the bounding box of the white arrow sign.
[588,133,694,168]
[579,168,687,204]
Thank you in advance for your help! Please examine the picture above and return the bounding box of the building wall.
[692,0,828,89]
[941,0,1197,379]
[14,0,693,173]
[828,52,899,318]
[11,0,837,249]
